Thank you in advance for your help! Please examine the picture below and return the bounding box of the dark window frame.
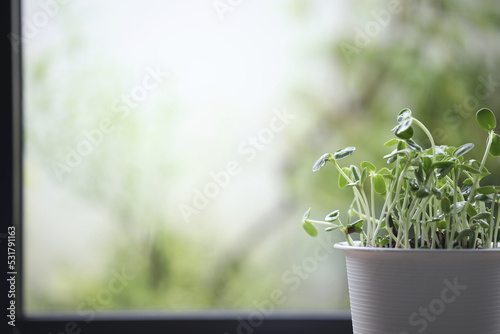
[3,1,352,332]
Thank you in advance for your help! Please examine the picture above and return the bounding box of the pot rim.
[334,241,500,252]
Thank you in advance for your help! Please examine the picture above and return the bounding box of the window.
[8,0,353,333]
[7,1,500,333]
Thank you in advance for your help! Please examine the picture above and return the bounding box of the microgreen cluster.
[302,108,500,249]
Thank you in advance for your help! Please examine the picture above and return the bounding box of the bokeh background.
[23,0,500,313]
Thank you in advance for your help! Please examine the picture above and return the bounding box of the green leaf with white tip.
[333,147,356,160]
[406,139,423,153]
[351,165,361,183]
[397,108,412,123]
[312,153,331,172]
[325,225,343,232]
[453,143,474,158]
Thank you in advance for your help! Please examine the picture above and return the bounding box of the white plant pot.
[335,242,500,334]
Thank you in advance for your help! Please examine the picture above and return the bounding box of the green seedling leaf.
[451,201,468,213]
[453,143,474,158]
[479,221,489,229]
[397,108,412,122]
[302,208,311,222]
[325,225,343,232]
[471,212,491,220]
[361,161,376,173]
[384,138,399,147]
[474,194,494,202]
[476,108,496,131]
[466,204,478,218]
[377,238,390,246]
[351,165,361,183]
[303,221,318,237]
[313,153,331,172]
[325,210,340,222]
[434,145,447,155]
[347,219,364,234]
[432,188,443,199]
[436,220,447,229]
[333,147,356,160]
[432,161,456,169]
[463,178,474,186]
[409,179,420,191]
[416,187,431,198]
[395,124,414,140]
[397,140,406,151]
[361,167,368,183]
[422,156,433,174]
[387,154,397,164]
[437,164,454,179]
[454,228,474,243]
[378,167,391,175]
[469,159,480,168]
[475,186,498,194]
[490,134,500,156]
[383,149,409,159]
[338,173,348,189]
[441,197,451,214]
[415,165,425,185]
[338,167,350,189]
[406,139,423,153]
[374,174,386,194]
[457,164,481,174]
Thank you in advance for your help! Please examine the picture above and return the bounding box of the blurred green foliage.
[25,0,500,312]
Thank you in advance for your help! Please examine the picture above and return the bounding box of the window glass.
[23,0,500,314]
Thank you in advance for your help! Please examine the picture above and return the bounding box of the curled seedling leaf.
[454,228,474,243]
[312,153,332,172]
[397,108,412,122]
[406,139,423,153]
[325,225,343,232]
[325,210,340,222]
[351,165,361,183]
[453,143,474,158]
[395,124,414,140]
[302,208,311,222]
